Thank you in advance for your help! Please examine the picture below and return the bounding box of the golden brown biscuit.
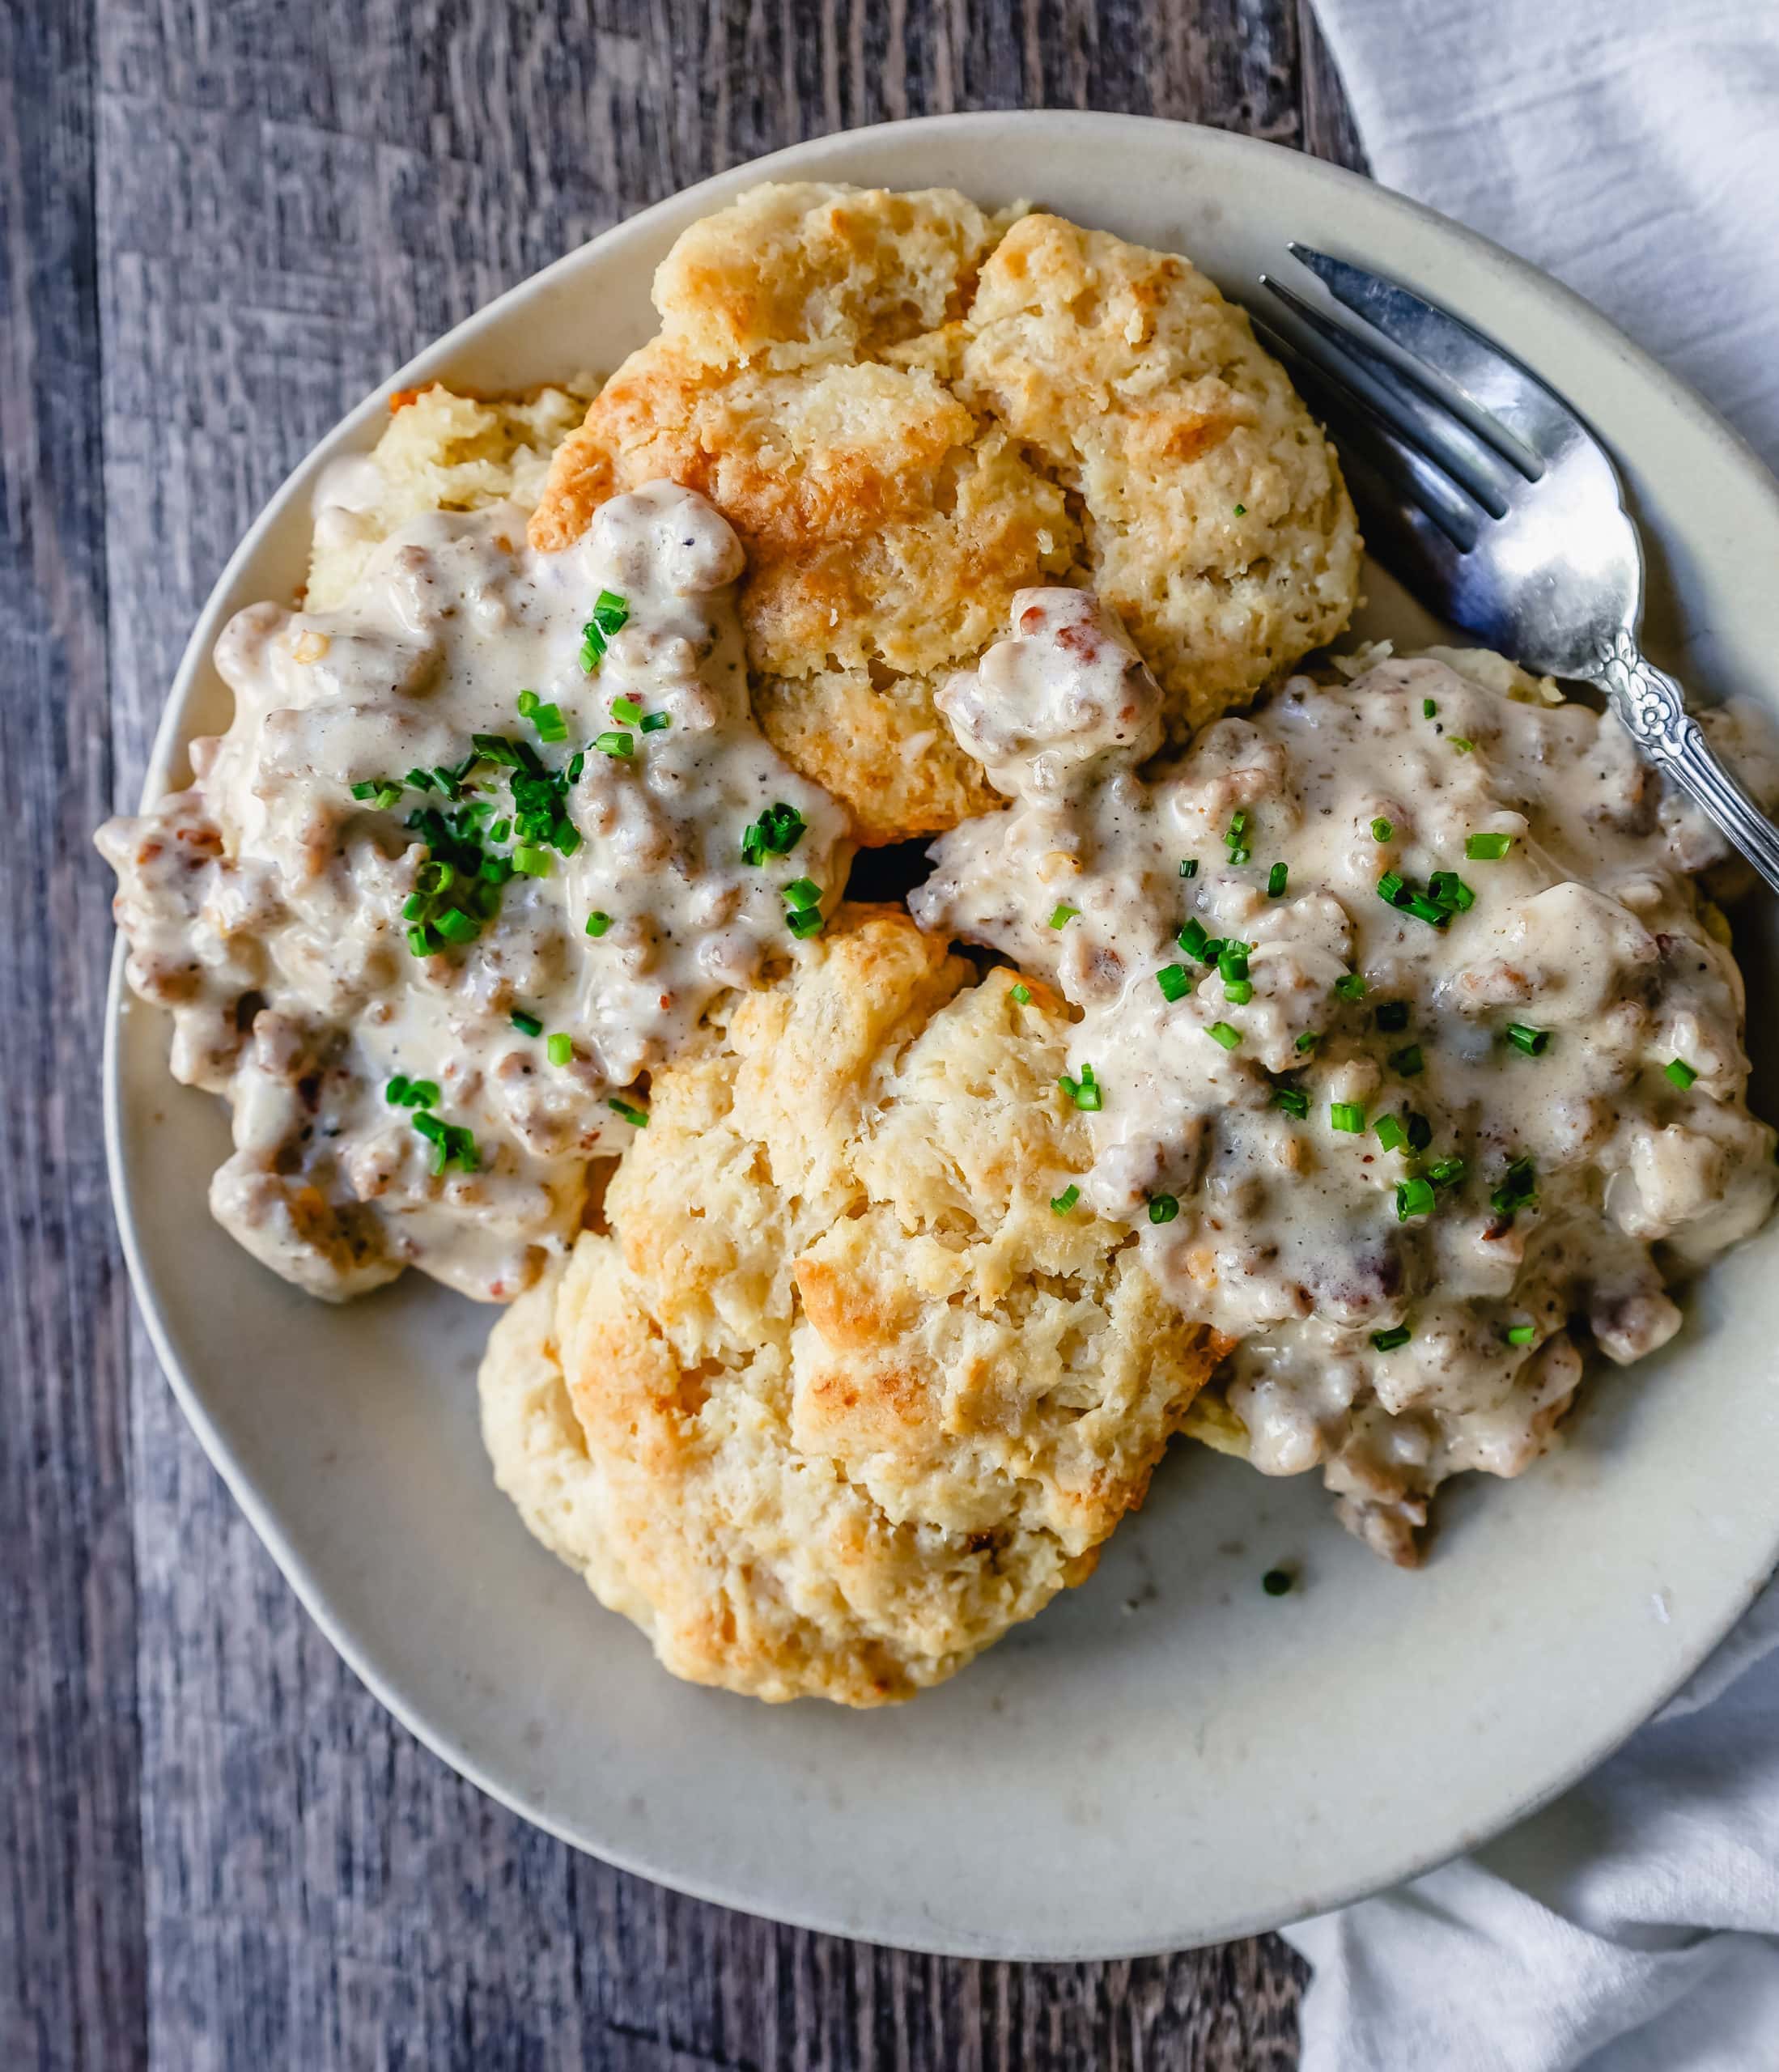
[531,185,1361,842]
[478,906,1231,1705]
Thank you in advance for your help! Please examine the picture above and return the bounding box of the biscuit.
[479,906,1231,1704]
[531,185,1361,842]
[307,381,591,609]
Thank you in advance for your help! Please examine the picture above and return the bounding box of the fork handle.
[1589,632,1779,895]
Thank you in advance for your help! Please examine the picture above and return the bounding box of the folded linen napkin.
[1284,2,1779,2064]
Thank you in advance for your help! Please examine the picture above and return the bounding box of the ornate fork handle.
[1587,630,1779,894]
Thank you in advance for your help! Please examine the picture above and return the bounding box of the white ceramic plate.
[106,113,1779,1960]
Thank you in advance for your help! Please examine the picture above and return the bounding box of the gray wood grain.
[6,0,1365,2064]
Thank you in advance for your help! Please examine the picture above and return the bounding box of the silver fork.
[1255,248,1779,894]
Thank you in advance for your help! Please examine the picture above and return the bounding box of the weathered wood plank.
[0,4,146,2070]
[76,0,1367,2063]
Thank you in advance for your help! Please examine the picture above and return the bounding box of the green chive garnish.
[783,877,822,911]
[1179,858,1199,879]
[1374,1115,1407,1153]
[609,696,643,726]
[1666,1057,1697,1089]
[1505,1024,1550,1057]
[584,911,612,937]
[741,804,807,865]
[546,1033,572,1067]
[1372,1325,1412,1352]
[1059,1064,1102,1110]
[1155,963,1192,1003]
[385,1075,411,1106]
[1466,832,1513,860]
[1506,1323,1537,1346]
[1451,737,1474,753]
[1049,902,1079,929]
[1428,1155,1466,1187]
[607,1096,648,1127]
[433,907,480,945]
[1388,1044,1424,1076]
[1395,1176,1435,1221]
[512,845,553,877]
[1051,1184,1081,1216]
[1010,983,1031,1004]
[1489,1157,1538,1218]
[1178,917,1212,962]
[1295,1030,1321,1054]
[1335,973,1366,1001]
[640,711,671,734]
[594,730,634,758]
[1274,1086,1309,1119]
[1148,1194,1179,1225]
[1370,817,1394,843]
[1428,871,1475,914]
[1422,698,1437,719]
[1207,1022,1242,1051]
[1330,1102,1365,1133]
[786,906,824,939]
[1225,979,1254,1004]
[1267,861,1289,898]
[510,1010,542,1038]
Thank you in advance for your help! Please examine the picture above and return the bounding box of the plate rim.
[103,108,1779,1959]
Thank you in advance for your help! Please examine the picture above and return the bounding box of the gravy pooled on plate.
[915,590,1776,1558]
[99,482,846,1302]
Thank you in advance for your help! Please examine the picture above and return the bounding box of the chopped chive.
[480,856,512,885]
[533,708,567,745]
[1051,1183,1081,1216]
[1059,1064,1102,1111]
[609,696,642,726]
[1506,1323,1537,1346]
[405,924,433,957]
[1010,982,1032,1004]
[1335,972,1366,1001]
[1267,861,1289,898]
[512,845,553,877]
[1330,1101,1365,1133]
[1178,917,1212,962]
[1262,1568,1292,1596]
[1227,847,1251,867]
[1371,1325,1412,1352]
[1295,1030,1321,1053]
[1233,503,1248,519]
[385,1075,410,1106]
[1450,737,1474,753]
[1224,979,1254,1005]
[1370,817,1394,843]
[1489,1156,1539,1217]
[551,821,581,857]
[1155,963,1193,1003]
[1388,1043,1424,1076]
[1428,871,1475,915]
[516,690,540,719]
[1428,1154,1466,1187]
[1273,1085,1309,1119]
[783,877,822,911]
[1422,698,1437,719]
[607,1096,648,1127]
[594,730,634,758]
[1179,858,1199,880]
[490,817,512,843]
[510,1010,543,1038]
[1148,1194,1180,1225]
[408,1080,440,1109]
[1217,945,1250,984]
[1049,902,1080,929]
[546,1033,572,1067]
[787,906,824,939]
[1666,1057,1698,1089]
[741,803,806,864]
[401,892,427,921]
[1505,1024,1551,1057]
[1207,1021,1242,1051]
[640,711,671,734]
[433,907,480,945]
[584,911,612,937]
[1466,831,1513,860]
[592,590,628,633]
[1395,1176,1436,1221]
[405,767,436,792]
[1374,1115,1408,1153]
[1226,810,1250,846]
[1374,1000,1408,1033]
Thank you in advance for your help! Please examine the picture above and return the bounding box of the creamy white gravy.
[99,482,847,1303]
[914,589,1777,1560]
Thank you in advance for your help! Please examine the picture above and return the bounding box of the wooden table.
[3,4,1363,2064]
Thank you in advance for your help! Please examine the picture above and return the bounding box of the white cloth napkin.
[1283,3,1779,2065]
